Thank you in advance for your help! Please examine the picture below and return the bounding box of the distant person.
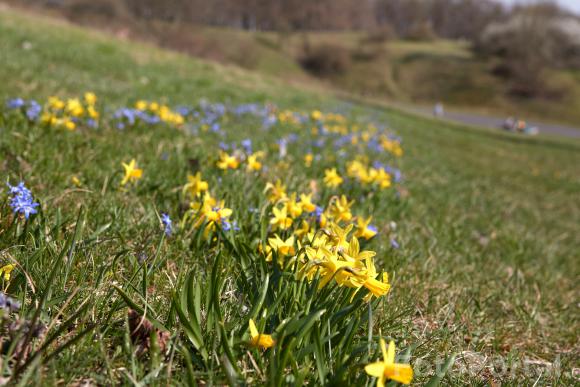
[433,102,444,117]
[503,117,515,131]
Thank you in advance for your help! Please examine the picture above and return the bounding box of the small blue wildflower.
[241,139,252,154]
[222,220,240,232]
[219,142,229,151]
[390,238,400,249]
[175,106,190,116]
[7,182,39,219]
[25,100,42,121]
[0,292,21,312]
[6,98,25,109]
[86,118,98,129]
[210,123,221,133]
[312,206,325,221]
[161,213,172,236]
[287,133,299,143]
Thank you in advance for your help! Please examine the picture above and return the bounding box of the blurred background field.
[2,0,580,126]
[0,1,579,385]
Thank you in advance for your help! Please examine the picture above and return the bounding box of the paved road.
[400,105,580,138]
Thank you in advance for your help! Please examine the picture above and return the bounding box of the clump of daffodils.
[261,183,389,301]
[41,92,100,130]
[135,100,184,126]
[181,173,234,237]
[346,160,392,189]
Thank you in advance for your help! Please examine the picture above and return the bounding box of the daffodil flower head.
[323,168,343,188]
[355,216,378,240]
[270,205,293,230]
[217,151,239,170]
[183,172,209,198]
[365,339,413,386]
[264,180,287,203]
[120,159,143,186]
[248,319,275,349]
[0,264,15,281]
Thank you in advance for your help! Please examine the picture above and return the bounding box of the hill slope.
[0,7,579,385]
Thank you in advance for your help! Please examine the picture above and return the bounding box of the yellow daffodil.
[270,206,292,230]
[183,172,209,198]
[355,216,378,240]
[299,193,316,213]
[135,100,148,111]
[248,319,275,349]
[217,151,239,170]
[0,264,15,281]
[365,339,413,386]
[62,118,76,131]
[264,180,287,203]
[66,98,84,117]
[71,175,81,187]
[311,110,323,121]
[374,169,392,189]
[247,152,264,172]
[268,235,295,265]
[84,92,97,106]
[294,219,311,239]
[381,138,403,157]
[362,272,391,299]
[87,105,99,119]
[121,159,143,186]
[324,168,343,188]
[286,193,303,218]
[328,195,354,223]
[48,96,65,110]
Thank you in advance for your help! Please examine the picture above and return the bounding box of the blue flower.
[222,220,240,232]
[0,291,21,312]
[86,118,98,129]
[390,238,400,249]
[25,100,42,121]
[6,98,25,109]
[241,138,252,154]
[7,182,39,219]
[161,213,172,236]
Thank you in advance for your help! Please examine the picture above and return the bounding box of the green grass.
[1,7,579,385]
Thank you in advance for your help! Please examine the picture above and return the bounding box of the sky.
[500,0,580,14]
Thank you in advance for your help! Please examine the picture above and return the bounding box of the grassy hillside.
[0,7,579,385]
[6,3,580,126]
